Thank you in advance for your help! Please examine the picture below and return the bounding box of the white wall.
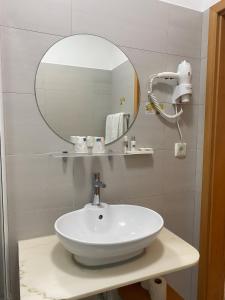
[42,34,128,70]
[160,0,219,11]
[201,0,219,11]
[160,0,202,11]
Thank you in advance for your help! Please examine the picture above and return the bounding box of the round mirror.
[35,34,140,145]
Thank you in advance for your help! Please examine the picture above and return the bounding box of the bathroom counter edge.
[18,228,199,300]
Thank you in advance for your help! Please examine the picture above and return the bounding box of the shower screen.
[0,153,7,300]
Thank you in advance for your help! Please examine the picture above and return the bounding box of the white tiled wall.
[0,1,207,299]
[161,0,219,11]
[190,9,209,300]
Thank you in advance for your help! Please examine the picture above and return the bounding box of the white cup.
[70,136,88,153]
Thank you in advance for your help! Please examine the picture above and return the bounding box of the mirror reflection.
[35,34,139,145]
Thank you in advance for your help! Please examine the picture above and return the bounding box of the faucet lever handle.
[94,180,106,188]
[100,182,106,188]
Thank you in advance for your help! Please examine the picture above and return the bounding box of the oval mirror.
[35,34,140,145]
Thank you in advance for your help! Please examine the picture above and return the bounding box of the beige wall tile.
[197,104,205,150]
[201,10,209,59]
[161,150,196,194]
[199,58,207,105]
[0,0,71,36]
[167,5,202,58]
[3,93,72,154]
[0,27,62,93]
[72,0,169,53]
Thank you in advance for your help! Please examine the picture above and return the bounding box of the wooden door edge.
[198,1,225,299]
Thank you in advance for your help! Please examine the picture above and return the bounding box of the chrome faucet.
[92,173,106,206]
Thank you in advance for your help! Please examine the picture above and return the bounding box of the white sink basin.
[55,203,164,267]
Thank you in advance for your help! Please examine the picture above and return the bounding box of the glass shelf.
[49,149,154,158]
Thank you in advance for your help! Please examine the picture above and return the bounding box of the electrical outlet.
[175,142,187,158]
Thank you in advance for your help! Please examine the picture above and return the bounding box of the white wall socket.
[175,142,187,158]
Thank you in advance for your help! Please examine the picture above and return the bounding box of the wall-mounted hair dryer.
[148,60,192,120]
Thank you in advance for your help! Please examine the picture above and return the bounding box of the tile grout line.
[1,92,204,107]
[0,26,202,60]
[0,24,66,39]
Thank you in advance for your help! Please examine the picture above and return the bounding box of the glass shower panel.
[0,225,4,300]
[0,159,5,300]
[0,36,7,300]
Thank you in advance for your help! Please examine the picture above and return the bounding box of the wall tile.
[120,195,165,217]
[72,0,202,58]
[6,155,74,214]
[0,27,62,93]
[70,152,164,209]
[191,12,208,300]
[193,191,201,248]
[199,58,207,105]
[161,150,196,194]
[121,47,168,102]
[0,77,2,94]
[127,106,165,151]
[3,93,72,155]
[6,154,75,240]
[72,0,170,53]
[201,10,209,59]
[0,0,71,36]
[17,207,73,240]
[167,5,202,58]
[107,154,164,200]
[161,191,195,244]
[197,104,205,150]
[196,149,203,193]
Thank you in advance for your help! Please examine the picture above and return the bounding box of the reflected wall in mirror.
[35,34,140,145]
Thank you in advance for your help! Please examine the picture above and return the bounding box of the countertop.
[19,228,199,300]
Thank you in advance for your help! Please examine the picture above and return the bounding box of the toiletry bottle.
[131,136,136,152]
[87,136,94,155]
[81,137,88,153]
[93,137,105,154]
[124,136,128,153]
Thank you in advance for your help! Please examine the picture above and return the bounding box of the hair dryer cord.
[148,74,183,120]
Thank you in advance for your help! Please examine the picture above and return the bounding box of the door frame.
[198,1,225,299]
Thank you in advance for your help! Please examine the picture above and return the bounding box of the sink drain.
[98,215,103,220]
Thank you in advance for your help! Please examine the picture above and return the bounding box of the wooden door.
[198,1,225,299]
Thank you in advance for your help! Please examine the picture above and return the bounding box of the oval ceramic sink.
[55,203,164,267]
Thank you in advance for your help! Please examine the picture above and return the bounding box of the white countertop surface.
[19,228,199,300]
